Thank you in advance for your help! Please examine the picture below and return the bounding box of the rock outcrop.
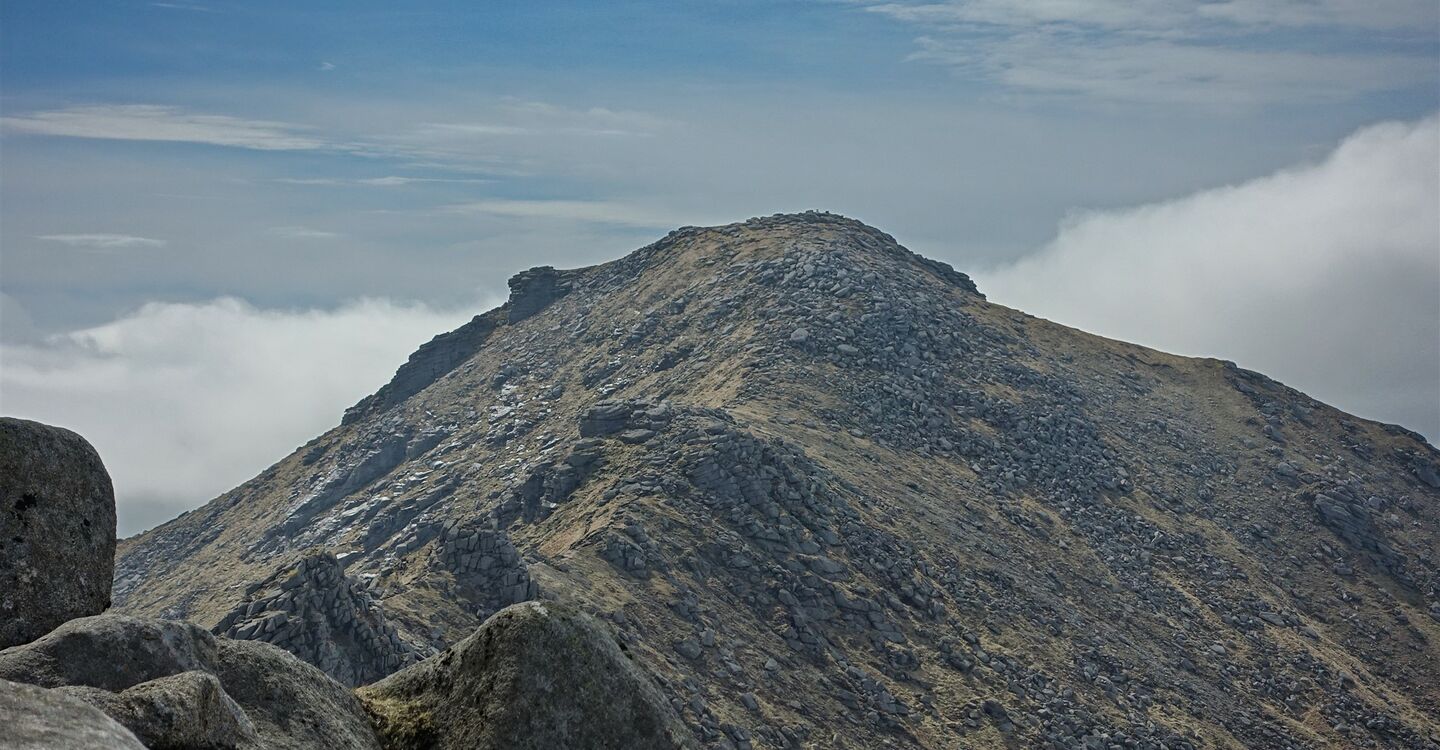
[0,614,380,750]
[428,523,538,621]
[213,551,421,687]
[344,312,503,426]
[0,678,147,750]
[0,417,116,649]
[506,265,574,322]
[360,601,695,750]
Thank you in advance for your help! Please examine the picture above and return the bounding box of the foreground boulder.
[57,671,258,749]
[0,614,379,750]
[0,418,116,649]
[360,601,695,750]
[0,678,147,749]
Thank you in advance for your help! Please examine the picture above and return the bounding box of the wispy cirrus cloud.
[865,0,1438,105]
[0,100,675,179]
[1197,0,1438,30]
[907,34,1434,106]
[35,233,167,249]
[269,226,342,240]
[149,2,218,12]
[867,0,1437,32]
[1,104,324,150]
[405,101,673,146]
[274,175,491,187]
[440,199,712,229]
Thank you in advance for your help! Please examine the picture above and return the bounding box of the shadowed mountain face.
[115,213,1439,749]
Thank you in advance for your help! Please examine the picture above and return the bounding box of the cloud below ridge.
[979,114,1440,441]
[0,297,480,535]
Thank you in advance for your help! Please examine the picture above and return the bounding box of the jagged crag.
[115,213,1440,749]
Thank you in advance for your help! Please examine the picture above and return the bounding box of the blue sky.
[1,1,1437,533]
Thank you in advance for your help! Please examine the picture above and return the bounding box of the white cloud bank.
[0,297,477,535]
[980,115,1439,441]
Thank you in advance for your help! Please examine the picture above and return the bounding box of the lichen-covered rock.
[0,614,217,692]
[0,418,116,649]
[59,671,257,750]
[359,601,695,750]
[0,614,379,750]
[209,638,381,750]
[0,677,147,750]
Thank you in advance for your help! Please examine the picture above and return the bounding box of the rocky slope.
[115,212,1440,749]
[0,416,686,750]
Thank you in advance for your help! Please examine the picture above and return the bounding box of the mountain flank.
[110,212,1438,749]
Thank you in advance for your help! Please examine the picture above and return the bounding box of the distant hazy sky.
[1,1,1436,534]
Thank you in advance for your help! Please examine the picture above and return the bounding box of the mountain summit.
[115,212,1439,749]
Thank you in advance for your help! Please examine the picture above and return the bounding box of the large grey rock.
[0,614,380,750]
[0,614,217,692]
[0,678,146,750]
[209,638,381,750]
[0,418,116,649]
[360,601,696,750]
[59,671,258,750]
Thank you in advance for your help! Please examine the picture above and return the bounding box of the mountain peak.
[622,211,981,297]
[115,215,1439,750]
[343,212,978,427]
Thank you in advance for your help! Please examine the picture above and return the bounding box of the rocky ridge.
[113,212,1440,749]
[1,416,686,749]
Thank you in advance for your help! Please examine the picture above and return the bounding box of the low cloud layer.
[980,115,1439,441]
[0,297,478,535]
